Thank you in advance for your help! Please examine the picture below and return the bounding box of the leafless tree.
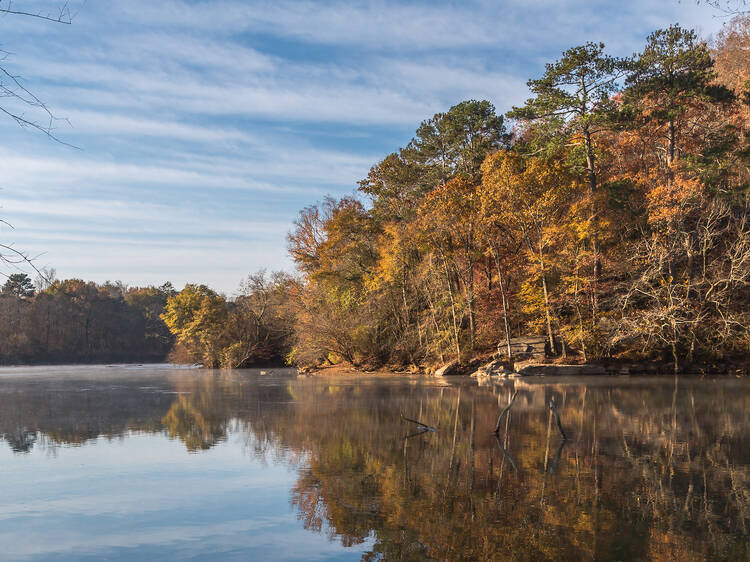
[613,198,750,371]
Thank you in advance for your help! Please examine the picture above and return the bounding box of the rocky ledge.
[470,359,614,377]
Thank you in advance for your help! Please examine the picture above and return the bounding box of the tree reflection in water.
[0,369,748,560]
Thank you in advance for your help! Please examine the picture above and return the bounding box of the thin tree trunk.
[424,284,445,364]
[574,260,588,361]
[401,272,410,328]
[667,118,676,168]
[468,257,475,350]
[583,123,600,323]
[538,250,555,354]
[583,126,597,194]
[441,253,462,360]
[491,247,512,358]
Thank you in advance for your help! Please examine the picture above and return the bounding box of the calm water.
[0,366,748,561]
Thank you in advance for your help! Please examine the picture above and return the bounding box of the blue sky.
[0,0,726,294]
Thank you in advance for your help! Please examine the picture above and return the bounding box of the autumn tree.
[288,197,389,367]
[615,195,750,371]
[161,284,228,367]
[416,177,484,357]
[481,151,577,352]
[124,283,175,357]
[712,14,750,97]
[223,271,297,368]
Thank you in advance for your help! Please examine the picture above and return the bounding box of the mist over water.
[1,365,748,560]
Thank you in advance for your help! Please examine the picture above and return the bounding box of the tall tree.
[508,42,625,196]
[508,42,627,318]
[417,177,483,356]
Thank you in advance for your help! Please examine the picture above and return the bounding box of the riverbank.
[302,355,748,377]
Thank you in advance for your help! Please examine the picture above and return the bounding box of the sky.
[0,0,729,295]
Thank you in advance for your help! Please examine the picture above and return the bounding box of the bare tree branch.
[0,1,72,24]
[691,0,750,15]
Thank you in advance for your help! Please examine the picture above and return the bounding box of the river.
[0,365,748,560]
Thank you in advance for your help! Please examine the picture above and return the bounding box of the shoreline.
[300,357,748,377]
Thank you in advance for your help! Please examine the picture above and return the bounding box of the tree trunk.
[667,118,676,168]
[541,273,555,355]
[467,256,475,350]
[538,246,555,354]
[441,253,462,360]
[424,283,445,364]
[401,272,410,329]
[583,126,597,195]
[491,247,512,358]
[573,262,588,361]
[583,124,600,321]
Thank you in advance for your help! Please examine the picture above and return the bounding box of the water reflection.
[1,367,748,560]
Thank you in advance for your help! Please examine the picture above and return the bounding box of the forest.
[1,18,749,372]
[286,19,750,373]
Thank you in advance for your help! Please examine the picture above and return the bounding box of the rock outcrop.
[471,358,513,377]
[434,360,461,376]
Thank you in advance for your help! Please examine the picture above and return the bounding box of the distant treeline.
[0,276,175,364]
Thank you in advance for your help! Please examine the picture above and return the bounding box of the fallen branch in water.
[494,432,518,473]
[400,413,438,432]
[549,399,568,440]
[548,439,567,474]
[404,428,431,440]
[493,390,518,434]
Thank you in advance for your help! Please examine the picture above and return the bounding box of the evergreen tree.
[508,42,626,194]
[2,273,35,298]
[625,24,733,168]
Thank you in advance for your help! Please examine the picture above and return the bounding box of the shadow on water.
[1,367,749,560]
